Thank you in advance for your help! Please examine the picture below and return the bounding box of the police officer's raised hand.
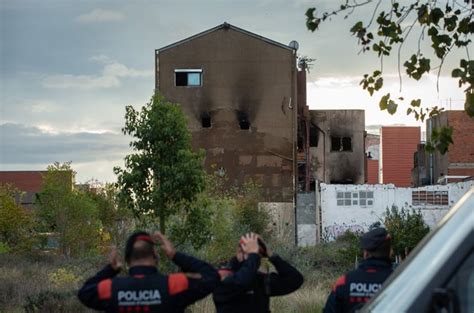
[257,236,273,257]
[109,246,122,271]
[153,231,176,259]
[240,233,260,254]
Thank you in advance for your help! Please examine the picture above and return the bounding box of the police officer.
[78,231,219,312]
[213,233,304,313]
[323,227,393,313]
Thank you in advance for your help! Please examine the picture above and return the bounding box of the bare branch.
[367,0,383,28]
[398,17,418,92]
[436,42,456,92]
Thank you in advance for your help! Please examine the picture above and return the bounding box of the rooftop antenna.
[298,56,316,73]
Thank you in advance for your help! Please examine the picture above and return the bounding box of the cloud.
[3,98,59,114]
[0,123,129,165]
[42,59,153,90]
[76,9,125,23]
[42,73,121,89]
[313,76,361,88]
[89,54,115,64]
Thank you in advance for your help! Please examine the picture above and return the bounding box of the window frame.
[336,190,374,207]
[174,69,203,87]
[330,136,353,152]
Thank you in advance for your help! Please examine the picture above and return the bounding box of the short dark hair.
[124,231,156,264]
[129,240,156,263]
[366,239,391,259]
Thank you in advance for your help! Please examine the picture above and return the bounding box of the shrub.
[233,180,271,237]
[384,205,430,258]
[0,241,11,254]
[23,290,85,313]
[48,267,82,289]
[36,163,102,257]
[0,184,36,252]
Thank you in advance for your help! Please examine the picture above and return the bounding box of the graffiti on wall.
[323,223,366,241]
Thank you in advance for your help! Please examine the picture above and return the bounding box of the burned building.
[155,23,304,202]
[308,110,366,185]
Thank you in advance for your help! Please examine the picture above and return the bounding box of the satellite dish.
[289,40,299,50]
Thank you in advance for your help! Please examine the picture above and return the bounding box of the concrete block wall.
[320,181,473,241]
[296,192,316,246]
[259,202,294,244]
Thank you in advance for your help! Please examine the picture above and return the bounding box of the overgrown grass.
[0,253,101,312]
[0,235,358,313]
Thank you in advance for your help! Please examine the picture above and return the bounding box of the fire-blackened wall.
[309,110,366,184]
[156,24,296,202]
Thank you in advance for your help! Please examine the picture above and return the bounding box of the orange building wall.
[367,159,379,184]
[380,127,420,187]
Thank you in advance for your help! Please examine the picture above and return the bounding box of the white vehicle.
[362,187,474,313]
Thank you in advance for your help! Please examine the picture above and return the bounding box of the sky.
[0,0,469,183]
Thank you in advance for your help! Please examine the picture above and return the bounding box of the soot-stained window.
[310,123,318,147]
[201,112,211,128]
[331,136,352,151]
[237,111,250,130]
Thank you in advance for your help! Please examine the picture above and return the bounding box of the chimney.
[297,70,307,110]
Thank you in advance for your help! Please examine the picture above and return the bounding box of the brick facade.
[367,159,379,184]
[380,127,420,187]
[447,111,474,164]
[427,111,474,183]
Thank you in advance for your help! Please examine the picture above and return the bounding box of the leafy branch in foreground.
[306,0,473,154]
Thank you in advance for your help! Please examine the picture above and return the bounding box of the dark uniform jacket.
[323,258,393,313]
[78,252,219,313]
[213,253,304,313]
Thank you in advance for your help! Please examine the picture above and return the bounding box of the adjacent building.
[380,126,420,187]
[413,110,474,185]
[309,110,366,185]
[365,133,380,184]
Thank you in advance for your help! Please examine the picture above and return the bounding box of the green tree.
[114,93,206,235]
[83,182,133,246]
[196,174,272,262]
[167,192,214,249]
[36,162,101,257]
[233,180,270,237]
[383,205,430,258]
[305,1,473,153]
[0,184,35,252]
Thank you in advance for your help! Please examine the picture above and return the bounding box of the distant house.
[0,170,72,209]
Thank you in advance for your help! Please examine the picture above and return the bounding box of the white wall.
[259,202,294,244]
[320,181,474,241]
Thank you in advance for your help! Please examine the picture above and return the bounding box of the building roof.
[157,22,295,53]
